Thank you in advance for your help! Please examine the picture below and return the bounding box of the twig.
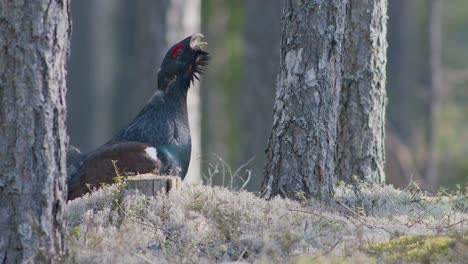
[136,254,154,264]
[337,201,392,235]
[310,239,342,260]
[287,208,350,234]
[236,245,248,262]
[114,199,174,239]
[444,218,468,229]
[402,174,414,192]
[384,193,405,214]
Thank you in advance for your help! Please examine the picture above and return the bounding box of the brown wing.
[67,141,161,201]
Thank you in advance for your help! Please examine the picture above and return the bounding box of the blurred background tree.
[67,0,468,191]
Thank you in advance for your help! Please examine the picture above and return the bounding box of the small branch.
[337,201,392,235]
[310,239,342,260]
[136,254,155,264]
[444,218,468,229]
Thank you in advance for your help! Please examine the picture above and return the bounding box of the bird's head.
[158,33,209,90]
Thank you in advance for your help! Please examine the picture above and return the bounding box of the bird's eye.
[172,44,184,58]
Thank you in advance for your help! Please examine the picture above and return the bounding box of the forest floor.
[65,178,467,263]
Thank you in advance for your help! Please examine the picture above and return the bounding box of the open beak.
[190,33,208,50]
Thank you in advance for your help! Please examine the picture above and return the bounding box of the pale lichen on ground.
[64,180,467,263]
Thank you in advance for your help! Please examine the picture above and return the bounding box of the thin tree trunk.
[262,0,347,200]
[0,1,71,262]
[241,0,282,190]
[336,0,388,184]
[427,0,442,190]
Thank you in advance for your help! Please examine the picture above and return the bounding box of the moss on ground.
[366,234,466,263]
[65,183,468,263]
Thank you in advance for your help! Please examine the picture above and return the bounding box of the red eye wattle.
[172,44,184,58]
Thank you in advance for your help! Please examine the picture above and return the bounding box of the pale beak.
[190,33,208,50]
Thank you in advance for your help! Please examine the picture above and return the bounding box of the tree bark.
[336,0,388,184]
[427,0,442,190]
[240,0,282,190]
[0,0,71,262]
[262,0,347,200]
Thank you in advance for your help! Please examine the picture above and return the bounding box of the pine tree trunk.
[336,0,388,184]
[0,1,71,262]
[262,0,347,200]
[240,0,282,190]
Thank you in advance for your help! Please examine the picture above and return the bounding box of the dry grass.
[64,177,467,263]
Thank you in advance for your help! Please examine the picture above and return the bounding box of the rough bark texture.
[336,0,388,184]
[262,0,347,200]
[0,0,71,262]
[427,0,442,190]
[240,0,282,190]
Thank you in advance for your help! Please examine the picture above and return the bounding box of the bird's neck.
[149,76,190,121]
[157,71,192,96]
[114,73,192,139]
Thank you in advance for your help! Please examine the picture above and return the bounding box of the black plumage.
[67,34,209,200]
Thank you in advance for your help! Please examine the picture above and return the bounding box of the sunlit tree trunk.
[241,0,282,190]
[336,0,388,184]
[262,0,347,200]
[0,0,71,262]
